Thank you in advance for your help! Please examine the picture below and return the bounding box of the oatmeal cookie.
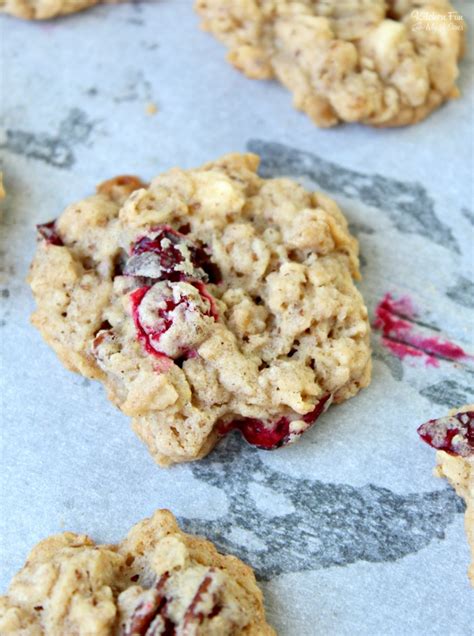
[0,509,275,635]
[418,404,474,585]
[0,0,120,20]
[195,0,465,127]
[28,154,371,466]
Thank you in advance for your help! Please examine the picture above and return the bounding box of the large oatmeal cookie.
[0,0,120,20]
[195,0,465,127]
[418,404,474,586]
[28,154,371,466]
[0,509,275,635]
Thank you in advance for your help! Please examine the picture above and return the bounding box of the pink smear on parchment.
[373,293,472,367]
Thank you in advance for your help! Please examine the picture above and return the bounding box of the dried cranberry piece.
[112,250,128,278]
[178,223,191,235]
[37,220,63,246]
[125,225,221,284]
[191,244,222,284]
[128,227,185,282]
[131,286,163,359]
[417,410,474,457]
[224,416,291,449]
[218,395,331,450]
[131,281,218,360]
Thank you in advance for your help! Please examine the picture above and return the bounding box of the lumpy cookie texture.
[28,153,371,465]
[418,405,474,586]
[0,0,119,20]
[0,510,275,635]
[195,0,465,127]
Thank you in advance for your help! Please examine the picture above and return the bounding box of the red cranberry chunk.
[125,226,221,284]
[225,416,293,450]
[219,395,331,450]
[37,220,63,246]
[417,410,474,457]
[127,228,186,281]
[191,244,222,284]
[131,281,217,359]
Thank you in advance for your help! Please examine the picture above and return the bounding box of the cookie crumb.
[145,102,158,116]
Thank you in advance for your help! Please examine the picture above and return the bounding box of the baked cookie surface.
[0,0,119,20]
[0,509,275,635]
[418,404,474,585]
[28,153,371,466]
[195,0,465,127]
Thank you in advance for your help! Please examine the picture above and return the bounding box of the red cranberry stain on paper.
[373,293,472,367]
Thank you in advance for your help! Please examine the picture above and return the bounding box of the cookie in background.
[196,0,466,127]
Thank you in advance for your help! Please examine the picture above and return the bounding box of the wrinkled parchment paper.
[1,1,473,633]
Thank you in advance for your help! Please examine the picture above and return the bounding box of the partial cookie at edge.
[0,509,275,635]
[418,404,474,586]
[0,0,121,20]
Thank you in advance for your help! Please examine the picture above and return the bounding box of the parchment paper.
[1,1,473,633]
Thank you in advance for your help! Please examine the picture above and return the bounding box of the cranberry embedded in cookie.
[128,228,189,281]
[124,225,221,283]
[28,154,372,465]
[36,220,64,246]
[219,394,332,449]
[131,281,218,359]
[418,409,474,457]
[0,510,275,635]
